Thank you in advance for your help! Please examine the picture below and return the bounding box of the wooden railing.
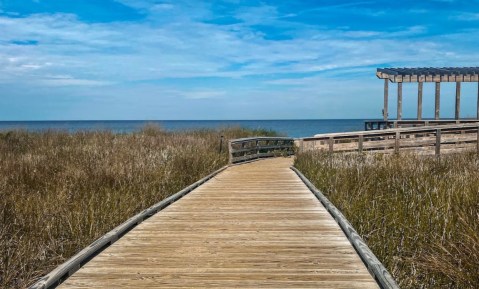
[299,123,479,156]
[364,119,479,130]
[229,137,295,164]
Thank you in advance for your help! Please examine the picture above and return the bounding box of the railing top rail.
[303,123,479,141]
[230,136,294,143]
[229,136,295,164]
[364,119,479,123]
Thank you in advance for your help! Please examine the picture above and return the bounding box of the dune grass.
[0,125,279,289]
[295,151,479,288]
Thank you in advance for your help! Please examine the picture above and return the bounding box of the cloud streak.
[0,0,478,120]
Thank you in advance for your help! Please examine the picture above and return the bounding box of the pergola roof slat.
[377,67,479,82]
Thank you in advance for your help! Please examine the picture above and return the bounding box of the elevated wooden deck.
[58,158,380,289]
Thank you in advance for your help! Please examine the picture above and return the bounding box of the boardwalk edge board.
[29,165,229,289]
[291,166,400,289]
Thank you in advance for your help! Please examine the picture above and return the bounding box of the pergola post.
[417,82,423,120]
[455,82,461,120]
[383,79,388,121]
[397,82,402,120]
[435,82,441,120]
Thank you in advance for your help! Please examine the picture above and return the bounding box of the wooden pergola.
[376,67,479,121]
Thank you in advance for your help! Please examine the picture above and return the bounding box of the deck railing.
[299,123,479,156]
[229,137,295,164]
[364,119,479,130]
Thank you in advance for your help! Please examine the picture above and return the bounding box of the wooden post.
[455,82,461,120]
[395,132,400,154]
[328,137,334,153]
[477,82,479,120]
[384,79,388,121]
[219,136,225,153]
[476,126,479,155]
[477,125,479,156]
[435,82,441,120]
[358,135,363,153]
[417,82,423,120]
[228,141,233,164]
[435,129,441,157]
[397,82,402,120]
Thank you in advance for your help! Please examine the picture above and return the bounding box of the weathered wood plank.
[57,158,382,289]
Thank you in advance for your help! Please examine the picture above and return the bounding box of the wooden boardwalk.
[59,158,379,289]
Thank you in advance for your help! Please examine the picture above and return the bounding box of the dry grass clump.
[0,125,279,289]
[295,151,479,289]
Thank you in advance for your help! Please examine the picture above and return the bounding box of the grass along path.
[0,126,279,289]
[295,151,479,288]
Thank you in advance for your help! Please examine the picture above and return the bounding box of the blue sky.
[1,0,479,120]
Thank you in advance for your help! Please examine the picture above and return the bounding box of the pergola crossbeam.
[376,67,479,82]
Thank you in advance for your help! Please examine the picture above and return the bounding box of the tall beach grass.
[295,151,479,288]
[0,125,279,289]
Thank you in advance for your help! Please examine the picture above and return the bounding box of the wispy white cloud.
[38,75,113,86]
[451,12,479,21]
[0,4,473,84]
[184,90,226,100]
[1,0,479,120]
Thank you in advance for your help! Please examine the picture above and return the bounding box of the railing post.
[328,137,334,153]
[435,129,441,158]
[358,135,363,153]
[228,141,233,164]
[477,125,479,156]
[395,132,400,154]
[219,135,224,153]
[256,139,259,156]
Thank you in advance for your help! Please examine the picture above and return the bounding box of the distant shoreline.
[0,119,368,138]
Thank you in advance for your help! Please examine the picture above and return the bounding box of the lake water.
[0,119,373,138]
